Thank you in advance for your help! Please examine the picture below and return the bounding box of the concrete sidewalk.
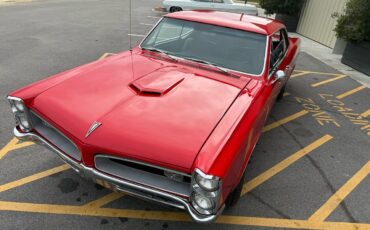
[290,33,370,88]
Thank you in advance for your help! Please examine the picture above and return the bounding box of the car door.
[255,29,289,135]
[278,29,296,78]
[190,0,214,10]
[268,29,290,101]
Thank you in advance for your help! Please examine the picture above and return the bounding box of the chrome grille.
[29,111,81,161]
[94,155,191,197]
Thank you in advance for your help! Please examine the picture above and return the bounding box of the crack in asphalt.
[249,192,291,219]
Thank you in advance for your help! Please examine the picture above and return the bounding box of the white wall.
[297,0,347,48]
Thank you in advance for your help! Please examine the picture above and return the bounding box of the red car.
[8,11,300,222]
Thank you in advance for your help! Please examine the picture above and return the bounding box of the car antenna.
[129,0,135,79]
[129,0,132,50]
[240,13,245,21]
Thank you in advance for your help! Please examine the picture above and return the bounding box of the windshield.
[141,18,267,76]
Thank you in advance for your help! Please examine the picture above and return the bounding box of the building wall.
[297,0,347,48]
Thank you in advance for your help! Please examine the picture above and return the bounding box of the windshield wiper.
[141,47,178,62]
[182,57,231,75]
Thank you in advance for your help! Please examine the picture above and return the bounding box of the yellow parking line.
[241,134,333,196]
[11,141,34,150]
[217,215,370,230]
[0,200,190,221]
[82,192,125,208]
[311,75,347,87]
[0,138,18,160]
[0,164,69,193]
[309,161,370,221]
[336,86,366,99]
[0,138,34,160]
[295,70,343,76]
[0,200,369,229]
[262,110,309,133]
[98,53,115,60]
[291,71,310,78]
[360,109,370,118]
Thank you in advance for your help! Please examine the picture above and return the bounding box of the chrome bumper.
[13,127,223,223]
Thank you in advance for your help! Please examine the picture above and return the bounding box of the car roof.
[165,10,285,36]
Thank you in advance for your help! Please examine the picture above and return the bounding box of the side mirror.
[271,70,286,84]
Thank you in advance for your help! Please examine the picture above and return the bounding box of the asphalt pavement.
[0,0,369,229]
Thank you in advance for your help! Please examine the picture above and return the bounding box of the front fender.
[193,80,264,199]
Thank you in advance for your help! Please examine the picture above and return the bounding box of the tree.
[333,0,370,42]
[259,0,304,16]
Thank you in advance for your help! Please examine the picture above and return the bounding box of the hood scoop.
[130,69,185,96]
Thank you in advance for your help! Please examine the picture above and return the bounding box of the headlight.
[191,169,221,215]
[192,193,215,210]
[18,116,31,129]
[195,169,220,192]
[194,171,219,192]
[8,96,32,132]
[14,100,25,112]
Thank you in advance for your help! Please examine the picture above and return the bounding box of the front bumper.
[13,127,224,223]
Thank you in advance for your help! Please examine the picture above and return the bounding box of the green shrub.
[259,0,304,16]
[333,0,370,42]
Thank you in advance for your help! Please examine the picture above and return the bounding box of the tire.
[276,83,286,101]
[169,6,182,12]
[225,171,246,207]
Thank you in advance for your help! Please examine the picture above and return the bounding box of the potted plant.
[333,0,370,76]
[259,0,304,32]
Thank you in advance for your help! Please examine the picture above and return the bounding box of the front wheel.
[225,171,246,206]
[169,6,182,12]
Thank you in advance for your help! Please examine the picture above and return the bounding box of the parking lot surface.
[0,0,369,229]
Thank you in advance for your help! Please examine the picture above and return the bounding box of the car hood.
[32,51,251,170]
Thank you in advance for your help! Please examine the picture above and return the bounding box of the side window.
[213,0,224,3]
[193,0,212,2]
[281,29,289,50]
[271,30,281,48]
[269,29,287,72]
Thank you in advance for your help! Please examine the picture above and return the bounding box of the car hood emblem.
[85,121,102,138]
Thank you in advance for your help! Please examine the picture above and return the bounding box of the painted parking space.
[0,52,369,229]
[0,1,370,229]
